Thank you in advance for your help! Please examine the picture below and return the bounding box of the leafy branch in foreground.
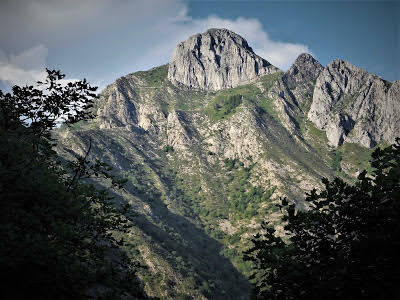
[245,139,400,299]
[0,71,147,299]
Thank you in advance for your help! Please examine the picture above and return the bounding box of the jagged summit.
[167,28,280,91]
[204,28,254,51]
[283,53,323,91]
[289,53,322,77]
[295,52,315,62]
[308,59,399,147]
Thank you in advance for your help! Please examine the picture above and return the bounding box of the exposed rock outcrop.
[168,28,280,91]
[282,53,324,108]
[166,110,193,151]
[97,71,167,133]
[267,53,323,133]
[98,76,139,129]
[308,59,400,147]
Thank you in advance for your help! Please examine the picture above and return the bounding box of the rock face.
[308,59,400,147]
[168,28,280,91]
[97,77,139,129]
[282,53,324,108]
[97,70,167,133]
[267,53,323,133]
[98,33,399,150]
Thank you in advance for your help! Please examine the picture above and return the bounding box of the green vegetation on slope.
[0,71,146,299]
[164,154,279,280]
[54,64,387,299]
[246,140,400,299]
[259,71,284,91]
[205,73,284,122]
[62,128,254,299]
[338,141,383,174]
[135,64,169,86]
[257,96,279,121]
[223,158,277,221]
[206,93,243,120]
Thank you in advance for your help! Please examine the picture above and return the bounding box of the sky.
[0,0,398,92]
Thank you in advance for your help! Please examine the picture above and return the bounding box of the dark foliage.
[245,139,400,299]
[0,70,146,299]
[163,144,174,153]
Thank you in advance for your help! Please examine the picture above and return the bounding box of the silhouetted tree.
[245,139,400,299]
[0,70,147,299]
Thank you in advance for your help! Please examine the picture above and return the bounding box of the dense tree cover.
[223,158,276,221]
[0,70,146,299]
[245,140,400,299]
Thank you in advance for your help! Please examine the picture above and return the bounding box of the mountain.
[168,28,279,91]
[56,28,399,299]
[308,59,400,147]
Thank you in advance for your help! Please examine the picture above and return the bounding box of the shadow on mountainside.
[133,198,252,299]
[101,173,252,299]
[58,128,252,299]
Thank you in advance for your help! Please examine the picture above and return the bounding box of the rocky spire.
[284,53,323,88]
[168,28,280,91]
[265,53,323,134]
[281,53,324,108]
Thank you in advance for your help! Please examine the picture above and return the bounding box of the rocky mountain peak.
[295,52,316,63]
[283,53,323,89]
[167,28,280,91]
[204,28,253,50]
[287,53,323,80]
[265,53,323,134]
[308,58,399,148]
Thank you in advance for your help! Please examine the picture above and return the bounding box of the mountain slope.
[56,28,399,299]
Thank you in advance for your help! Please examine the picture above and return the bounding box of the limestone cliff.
[168,28,280,91]
[308,59,400,147]
[267,53,323,133]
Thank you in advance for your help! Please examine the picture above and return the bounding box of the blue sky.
[0,0,398,91]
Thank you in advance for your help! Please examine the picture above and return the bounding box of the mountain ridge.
[56,28,399,299]
[308,58,399,147]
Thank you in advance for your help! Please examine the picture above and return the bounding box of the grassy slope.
[59,65,381,299]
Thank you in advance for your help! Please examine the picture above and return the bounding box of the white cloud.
[0,0,312,88]
[143,9,311,71]
[0,45,78,88]
[0,63,45,87]
[0,47,47,87]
